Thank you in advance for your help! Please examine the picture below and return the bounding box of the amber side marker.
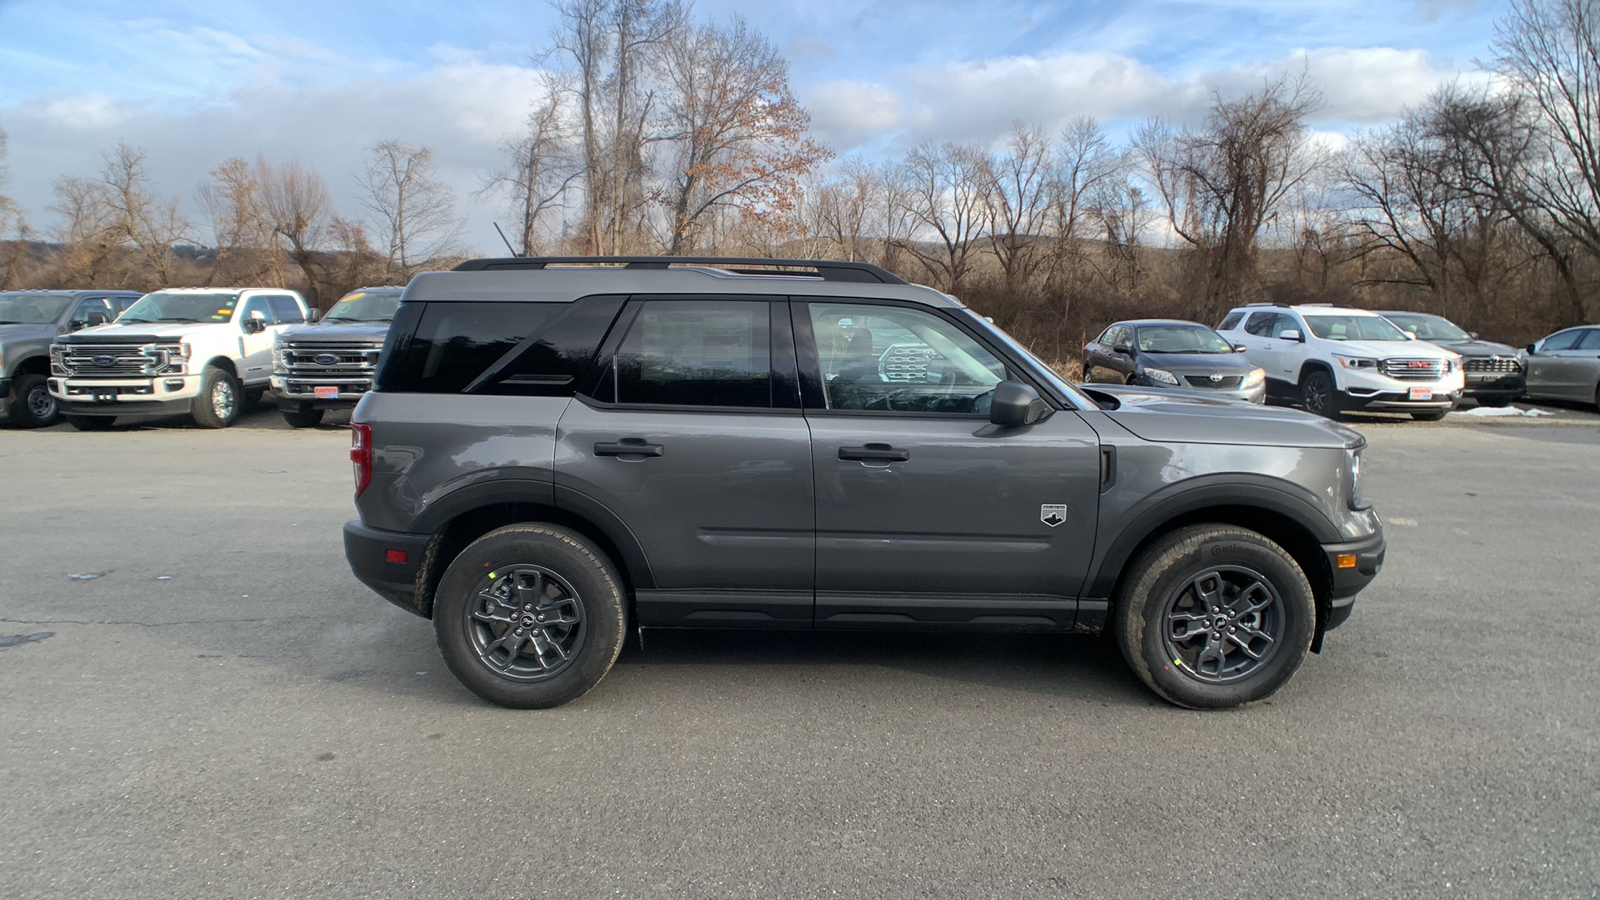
[1336,554,1357,569]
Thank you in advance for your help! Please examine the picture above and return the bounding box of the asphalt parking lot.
[2,401,1598,899]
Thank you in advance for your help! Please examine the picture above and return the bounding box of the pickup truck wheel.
[191,367,240,429]
[65,414,115,431]
[1299,370,1341,419]
[281,406,324,428]
[433,525,626,709]
[1115,524,1314,709]
[8,373,59,428]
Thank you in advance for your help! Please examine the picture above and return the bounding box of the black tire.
[281,406,324,428]
[7,373,59,428]
[1114,524,1315,709]
[65,414,115,431]
[1299,369,1341,419]
[1411,410,1448,421]
[1476,396,1511,408]
[245,388,266,406]
[433,524,626,709]
[191,366,240,429]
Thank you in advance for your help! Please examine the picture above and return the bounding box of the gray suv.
[343,257,1386,710]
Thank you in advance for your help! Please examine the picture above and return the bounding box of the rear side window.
[597,300,772,408]
[380,298,624,396]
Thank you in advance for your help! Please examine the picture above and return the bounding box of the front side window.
[267,295,305,324]
[807,302,1007,414]
[118,291,239,324]
[70,298,114,326]
[1576,329,1600,350]
[608,300,772,408]
[1540,329,1583,351]
[240,297,275,327]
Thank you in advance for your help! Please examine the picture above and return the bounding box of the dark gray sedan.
[1083,319,1266,403]
[1521,325,1600,411]
[1377,311,1524,406]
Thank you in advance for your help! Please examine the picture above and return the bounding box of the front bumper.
[1321,527,1387,632]
[1463,371,1525,399]
[271,375,372,410]
[345,519,432,618]
[50,373,205,405]
[1341,388,1460,412]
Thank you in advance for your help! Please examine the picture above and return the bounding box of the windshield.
[1136,324,1235,354]
[957,309,1097,409]
[0,293,71,325]
[324,289,403,323]
[1384,313,1472,342]
[119,292,239,324]
[1303,314,1410,342]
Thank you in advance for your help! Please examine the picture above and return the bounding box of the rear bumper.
[344,519,432,617]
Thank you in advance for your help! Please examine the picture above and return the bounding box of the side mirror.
[1234,344,1247,353]
[1279,329,1303,342]
[87,311,109,327]
[1111,343,1132,355]
[989,381,1052,427]
[1402,332,1416,340]
[243,318,266,334]
[1525,343,1537,354]
[1468,331,1479,340]
[307,308,322,323]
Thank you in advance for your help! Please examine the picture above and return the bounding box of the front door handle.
[595,439,664,458]
[839,443,909,462]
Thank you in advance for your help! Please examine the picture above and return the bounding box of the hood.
[57,321,230,344]
[1418,337,1519,359]
[1330,339,1458,360]
[1080,384,1360,449]
[0,322,61,344]
[1135,351,1257,374]
[279,321,391,342]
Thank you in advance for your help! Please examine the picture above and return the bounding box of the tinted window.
[1218,312,1244,331]
[267,295,305,324]
[469,297,625,396]
[1577,329,1600,350]
[384,302,562,394]
[1243,312,1277,336]
[1541,329,1583,351]
[607,301,772,408]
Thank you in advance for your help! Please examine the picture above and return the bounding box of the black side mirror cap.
[1525,343,1537,354]
[307,309,322,323]
[1112,344,1132,355]
[989,381,1052,427]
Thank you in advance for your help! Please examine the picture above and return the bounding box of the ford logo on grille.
[92,355,115,367]
[313,353,340,366]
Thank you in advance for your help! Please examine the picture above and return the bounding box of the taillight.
[350,422,373,498]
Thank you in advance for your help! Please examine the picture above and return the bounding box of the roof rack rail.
[453,256,907,285]
[1243,301,1291,307]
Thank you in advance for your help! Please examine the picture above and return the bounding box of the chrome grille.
[278,341,381,397]
[1183,374,1244,388]
[1464,357,1519,373]
[56,343,177,377]
[1380,358,1447,381]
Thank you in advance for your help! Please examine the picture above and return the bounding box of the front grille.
[1380,358,1447,381]
[280,342,381,376]
[1183,374,1244,388]
[1464,357,1520,374]
[879,343,938,383]
[56,343,181,377]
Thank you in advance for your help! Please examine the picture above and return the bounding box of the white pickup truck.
[49,287,313,429]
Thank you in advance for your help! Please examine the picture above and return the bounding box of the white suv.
[1217,303,1464,420]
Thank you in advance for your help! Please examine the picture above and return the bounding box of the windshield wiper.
[155,317,200,323]
[0,320,23,324]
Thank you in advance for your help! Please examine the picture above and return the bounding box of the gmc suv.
[344,258,1386,710]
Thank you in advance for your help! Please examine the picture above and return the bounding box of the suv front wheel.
[1115,524,1315,709]
[433,524,627,708]
[1299,369,1341,419]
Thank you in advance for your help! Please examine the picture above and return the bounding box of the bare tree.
[480,86,583,256]
[1489,0,1600,319]
[356,140,465,278]
[0,126,25,288]
[47,175,124,287]
[656,16,831,253]
[100,143,189,287]
[984,122,1054,296]
[1046,117,1123,295]
[262,159,336,306]
[1137,72,1325,318]
[196,157,284,286]
[896,141,992,294]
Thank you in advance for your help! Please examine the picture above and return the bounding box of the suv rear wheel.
[433,524,627,709]
[1115,524,1315,709]
[1299,369,1340,419]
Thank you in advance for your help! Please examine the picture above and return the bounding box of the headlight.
[1142,367,1179,386]
[1335,355,1377,369]
[1243,367,1265,388]
[1347,445,1369,510]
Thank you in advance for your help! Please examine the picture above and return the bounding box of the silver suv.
[343,257,1386,710]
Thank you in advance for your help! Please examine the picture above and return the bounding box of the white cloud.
[803,80,905,149]
[38,94,129,130]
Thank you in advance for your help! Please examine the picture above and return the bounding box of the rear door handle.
[839,443,909,462]
[595,439,664,458]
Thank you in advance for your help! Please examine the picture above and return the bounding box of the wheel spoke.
[1226,581,1274,617]
[1229,621,1274,660]
[484,629,531,669]
[1195,633,1228,676]
[1189,572,1225,612]
[1168,609,1210,642]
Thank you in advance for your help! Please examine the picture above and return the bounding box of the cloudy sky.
[0,0,1505,254]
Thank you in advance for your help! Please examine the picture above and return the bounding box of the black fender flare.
[1084,473,1342,601]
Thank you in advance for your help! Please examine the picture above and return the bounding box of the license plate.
[94,392,116,403]
[1409,388,1433,401]
[313,386,339,399]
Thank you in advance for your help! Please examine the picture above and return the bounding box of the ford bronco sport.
[344,257,1385,710]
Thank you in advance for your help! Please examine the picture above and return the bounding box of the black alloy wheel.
[1300,369,1340,419]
